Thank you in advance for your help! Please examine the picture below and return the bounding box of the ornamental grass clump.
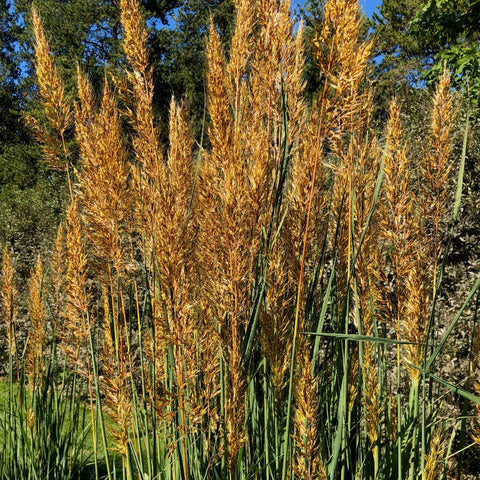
[3,0,480,478]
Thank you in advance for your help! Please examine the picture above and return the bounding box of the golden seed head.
[1,246,17,353]
[30,8,71,171]
[26,255,46,385]
[119,0,149,73]
[423,429,445,480]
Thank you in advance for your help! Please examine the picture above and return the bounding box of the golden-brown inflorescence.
[117,0,167,402]
[380,100,416,300]
[422,429,446,480]
[362,342,380,443]
[201,0,312,469]
[382,99,413,256]
[58,199,91,375]
[402,261,430,384]
[313,0,373,142]
[357,249,383,461]
[314,0,371,77]
[151,98,203,474]
[152,97,196,310]
[308,0,375,307]
[253,0,307,410]
[293,342,325,480]
[379,78,454,384]
[76,75,131,280]
[1,246,17,354]
[351,139,383,463]
[101,288,132,458]
[31,8,70,133]
[260,248,294,404]
[227,0,255,105]
[25,255,46,387]
[379,99,426,383]
[120,0,208,470]
[28,8,72,177]
[120,0,161,179]
[120,0,149,74]
[205,21,234,172]
[422,71,454,291]
[286,23,326,293]
[201,9,252,472]
[423,72,454,217]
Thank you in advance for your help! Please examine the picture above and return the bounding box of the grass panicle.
[1,246,17,356]
[25,255,46,388]
[28,8,73,196]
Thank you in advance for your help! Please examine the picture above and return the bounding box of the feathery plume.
[313,0,373,139]
[31,8,70,135]
[206,21,233,169]
[1,246,17,355]
[76,76,131,280]
[293,341,326,480]
[380,99,416,303]
[101,289,132,459]
[25,256,46,387]
[120,0,161,178]
[402,261,429,385]
[227,0,255,105]
[422,71,454,292]
[422,429,445,480]
[29,8,72,190]
[59,199,91,374]
[260,247,294,404]
[120,0,149,73]
[379,99,425,383]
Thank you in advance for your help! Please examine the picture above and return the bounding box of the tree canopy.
[371,0,480,103]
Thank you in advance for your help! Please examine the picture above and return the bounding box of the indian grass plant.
[2,0,480,478]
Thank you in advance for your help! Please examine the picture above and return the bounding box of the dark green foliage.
[371,0,480,106]
[0,143,66,278]
[14,0,180,88]
[413,0,480,101]
[368,0,433,119]
[0,0,21,145]
[298,0,325,103]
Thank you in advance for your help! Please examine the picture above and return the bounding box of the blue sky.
[359,0,382,17]
[291,0,382,18]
